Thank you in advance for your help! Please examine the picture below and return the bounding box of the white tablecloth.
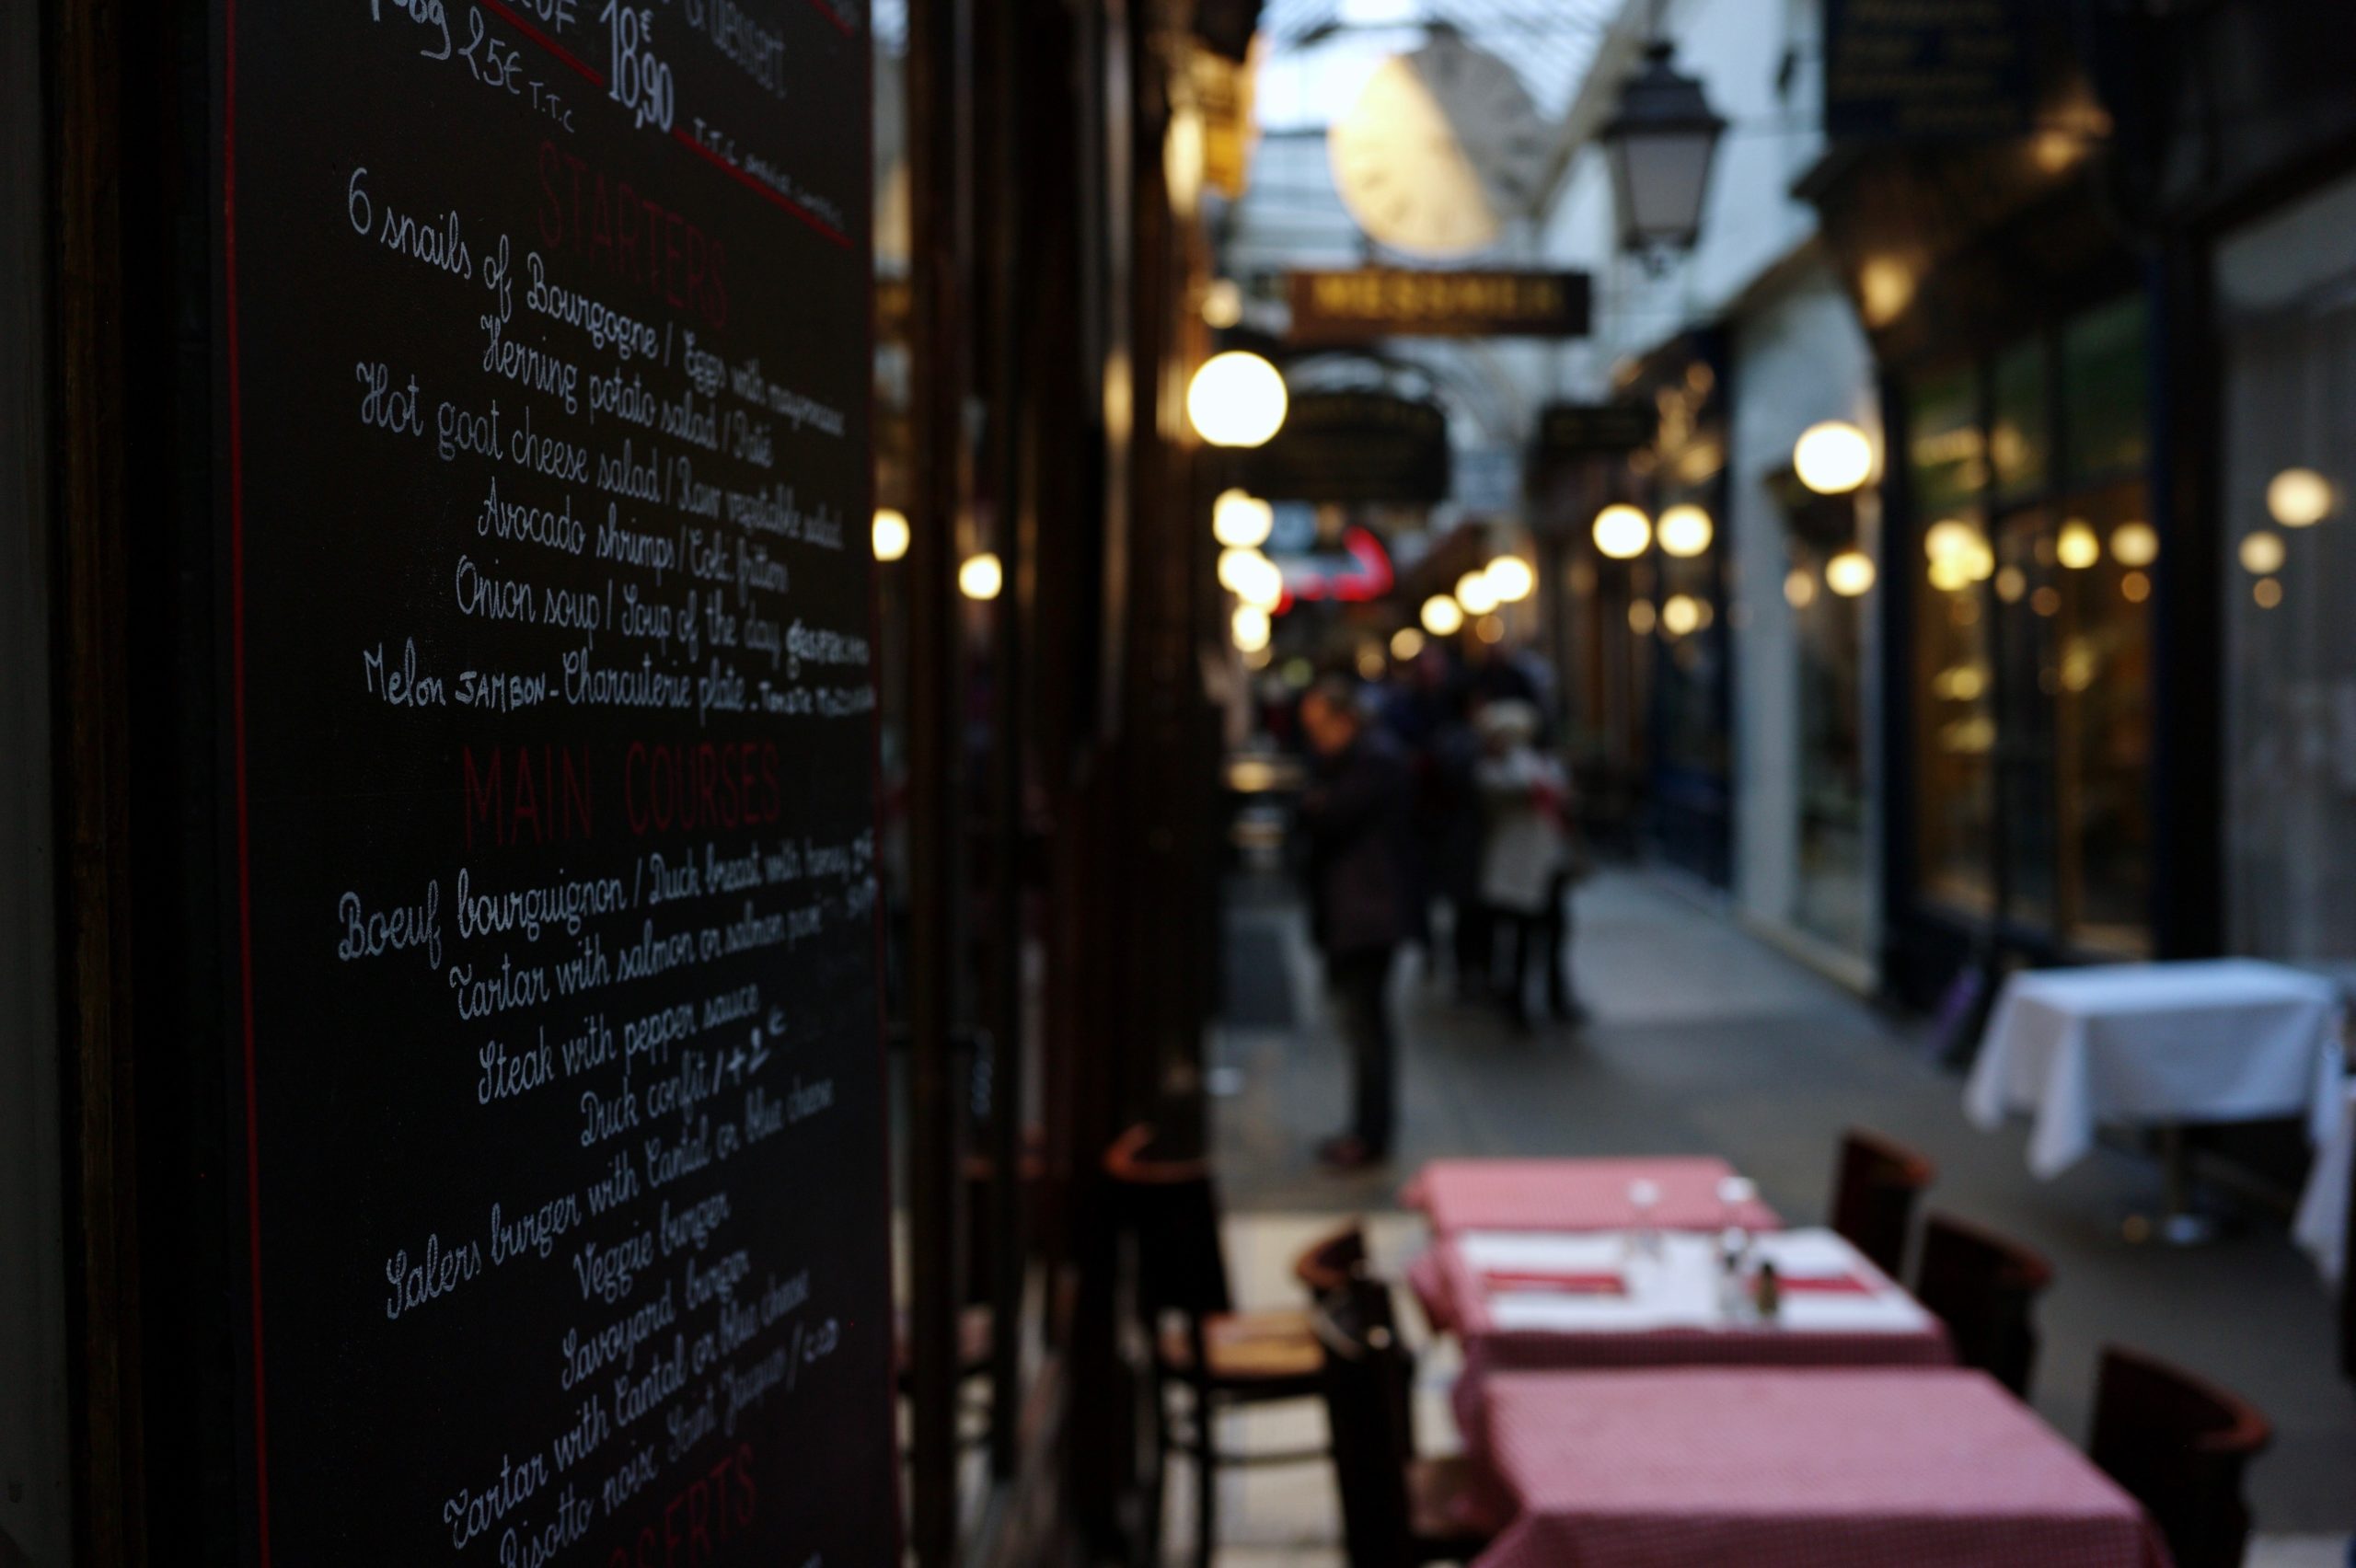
[1966,959,2346,1180]
[2294,1081,2355,1286]
[1461,1228,1934,1338]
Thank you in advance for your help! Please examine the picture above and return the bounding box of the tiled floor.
[1187,870,2355,1566]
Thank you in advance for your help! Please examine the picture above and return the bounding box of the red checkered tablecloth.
[1403,1157,1784,1235]
[1470,1368,2170,1568]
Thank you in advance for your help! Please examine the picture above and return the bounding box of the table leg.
[2124,1124,2220,1246]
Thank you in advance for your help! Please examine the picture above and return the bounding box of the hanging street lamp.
[1599,38,1727,266]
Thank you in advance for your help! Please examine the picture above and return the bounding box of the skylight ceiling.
[1253,0,1621,132]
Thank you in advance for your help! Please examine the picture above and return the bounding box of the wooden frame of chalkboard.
[199,3,898,1562]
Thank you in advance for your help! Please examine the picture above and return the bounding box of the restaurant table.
[1403,1156,1784,1235]
[1402,1158,1782,1334]
[1469,1367,2169,1568]
[1966,961,2346,1238]
[2295,1079,2355,1286]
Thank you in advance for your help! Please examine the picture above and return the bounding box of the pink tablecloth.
[1472,1368,2169,1568]
[1403,1157,1784,1235]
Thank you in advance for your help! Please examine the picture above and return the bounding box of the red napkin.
[1772,1273,1876,1296]
[1481,1269,1627,1296]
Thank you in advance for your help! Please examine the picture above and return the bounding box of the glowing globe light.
[1421,595,1465,636]
[2109,522,2159,569]
[1235,557,1287,612]
[1661,594,1702,637]
[1784,568,1817,608]
[1186,351,1288,448]
[1627,599,1657,635]
[1212,489,1276,549]
[1456,570,1502,617]
[1594,504,1652,560]
[1657,503,1715,558]
[1825,548,1877,597]
[1231,605,1271,651]
[1793,421,1874,495]
[2268,467,2335,528]
[959,551,1003,601]
[1484,556,1537,603]
[872,507,910,562]
[2056,519,2101,571]
[1391,627,1426,661]
[1923,519,1978,562]
[2239,530,2286,576]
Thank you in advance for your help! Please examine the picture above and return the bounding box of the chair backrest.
[1830,1126,1936,1278]
[1294,1222,1369,1301]
[1913,1211,2054,1398]
[1103,1124,1233,1319]
[2089,1344,2271,1568]
[1311,1278,1418,1568]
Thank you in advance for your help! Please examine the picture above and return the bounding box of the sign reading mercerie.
[1287,270,1591,342]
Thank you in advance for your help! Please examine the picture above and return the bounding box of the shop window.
[2217,172,2356,961]
[1909,371,1996,917]
[1905,295,2154,956]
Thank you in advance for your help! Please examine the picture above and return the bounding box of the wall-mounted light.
[1599,40,1727,261]
[1484,556,1536,603]
[2056,519,2101,571]
[1825,548,1877,597]
[2268,467,2335,527]
[1186,351,1288,448]
[1657,503,1714,558]
[2109,522,2159,568]
[1793,421,1874,496]
[1456,570,1501,617]
[1231,605,1271,651]
[1661,594,1702,637]
[1391,627,1426,661]
[872,507,910,562]
[2239,530,2285,576]
[1784,567,1817,608]
[1212,489,1275,548]
[959,551,1003,601]
[1593,503,1651,560]
[1421,595,1465,636]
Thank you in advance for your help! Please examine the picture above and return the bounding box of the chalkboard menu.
[219,4,892,1562]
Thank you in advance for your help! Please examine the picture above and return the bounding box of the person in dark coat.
[1298,678,1412,1170]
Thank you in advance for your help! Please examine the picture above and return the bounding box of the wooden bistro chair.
[2089,1345,2272,1568]
[1294,1222,1371,1302]
[1105,1125,1328,1568]
[1912,1212,2055,1399]
[1311,1276,1502,1568]
[1830,1126,1936,1279]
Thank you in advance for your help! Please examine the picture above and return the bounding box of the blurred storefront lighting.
[2032,585,2062,617]
[1628,599,1657,635]
[1212,488,1275,548]
[1594,503,1652,559]
[1484,556,1537,603]
[1231,605,1271,651]
[1456,570,1502,616]
[959,550,1003,601]
[2057,519,2101,570]
[1474,614,1506,644]
[872,507,910,562]
[1390,627,1426,662]
[2121,571,2152,604]
[1186,351,1288,447]
[2109,521,2159,568]
[2267,467,2335,527]
[2254,577,2283,609]
[1994,565,2026,603]
[1793,421,1874,495]
[2239,530,2286,576]
[1243,644,1272,671]
[1421,595,1465,636]
[1201,277,1244,329]
[1825,548,1877,597]
[1356,642,1387,679]
[1661,594,1702,636]
[1281,657,1314,688]
[1657,503,1715,557]
[1860,257,1914,327]
[1784,567,1817,608]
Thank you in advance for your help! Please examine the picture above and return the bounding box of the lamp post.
[1599,38,1726,269]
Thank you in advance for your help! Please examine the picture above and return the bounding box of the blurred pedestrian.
[1474,700,1580,1031]
[1299,678,1412,1170]
[1429,681,1490,1001]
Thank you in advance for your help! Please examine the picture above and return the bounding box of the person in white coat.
[1473,700,1579,1030]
